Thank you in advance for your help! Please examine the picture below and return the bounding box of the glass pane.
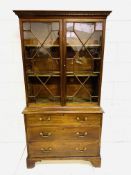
[23,22,60,73]
[95,22,103,30]
[66,76,98,103]
[28,76,60,103]
[87,31,102,46]
[66,22,103,103]
[44,31,60,47]
[66,46,93,72]
[23,22,31,31]
[23,22,60,104]
[74,23,95,43]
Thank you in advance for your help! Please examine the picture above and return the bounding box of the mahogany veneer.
[13,10,111,168]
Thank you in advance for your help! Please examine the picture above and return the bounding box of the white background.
[0,0,131,175]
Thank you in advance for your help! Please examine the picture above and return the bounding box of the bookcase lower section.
[23,106,103,168]
[26,156,101,168]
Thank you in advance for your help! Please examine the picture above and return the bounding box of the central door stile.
[60,19,66,106]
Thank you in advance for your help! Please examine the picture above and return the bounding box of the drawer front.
[26,113,102,126]
[28,141,99,157]
[27,126,101,141]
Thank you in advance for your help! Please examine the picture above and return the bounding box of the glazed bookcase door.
[22,21,62,104]
[65,20,103,104]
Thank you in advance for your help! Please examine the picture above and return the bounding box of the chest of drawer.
[25,113,102,127]
[28,140,99,157]
[27,126,101,141]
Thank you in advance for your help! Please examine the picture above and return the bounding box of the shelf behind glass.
[66,71,99,77]
[27,71,99,77]
[66,96,99,103]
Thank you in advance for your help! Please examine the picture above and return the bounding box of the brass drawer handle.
[39,132,52,138]
[76,147,87,152]
[39,116,51,121]
[76,116,88,121]
[76,132,88,137]
[40,147,52,152]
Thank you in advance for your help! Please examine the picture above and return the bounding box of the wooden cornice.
[13,10,111,19]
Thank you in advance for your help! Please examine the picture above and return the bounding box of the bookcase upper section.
[13,10,111,106]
